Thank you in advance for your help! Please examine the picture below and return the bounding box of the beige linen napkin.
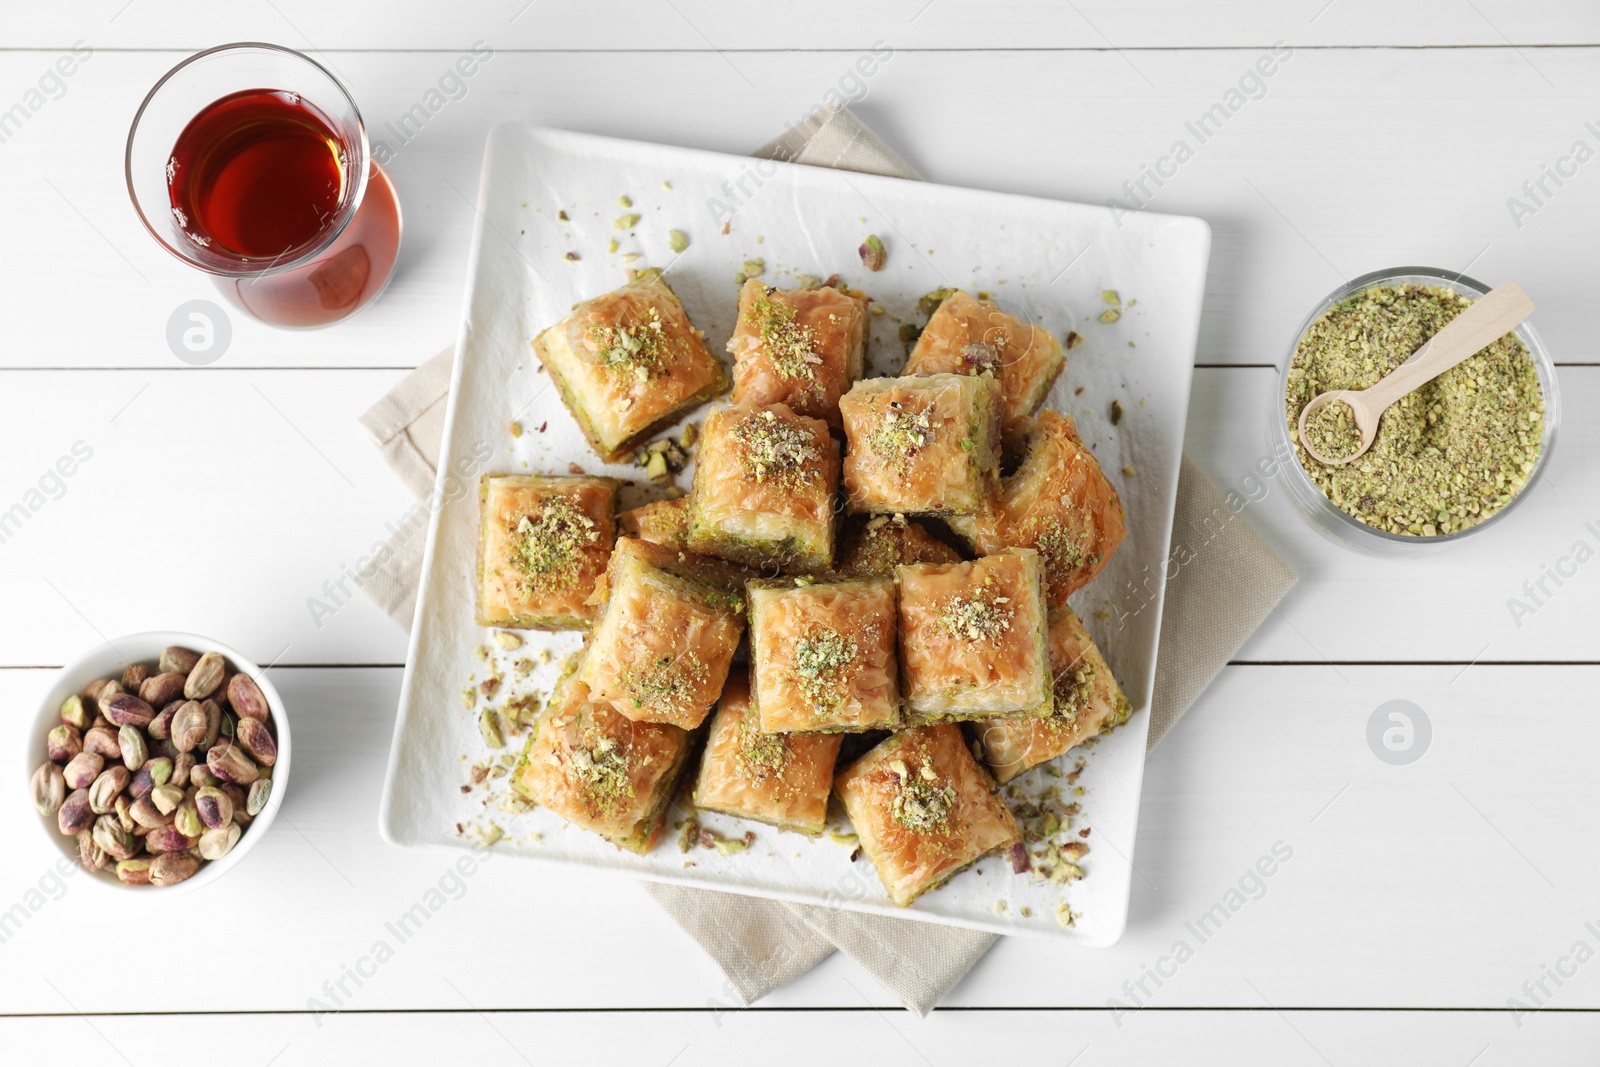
[358,106,1296,1015]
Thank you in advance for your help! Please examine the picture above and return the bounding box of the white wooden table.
[4,2,1599,1063]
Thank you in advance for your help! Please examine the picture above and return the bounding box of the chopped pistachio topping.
[1050,659,1096,727]
[1303,399,1362,460]
[866,398,937,467]
[668,229,689,253]
[736,712,790,778]
[790,626,859,713]
[1285,284,1544,536]
[512,497,599,590]
[729,409,821,486]
[1033,520,1086,575]
[937,575,1014,644]
[615,213,641,229]
[747,290,821,381]
[622,654,708,713]
[890,759,956,832]
[918,287,956,318]
[960,342,1000,373]
[588,308,670,383]
[568,733,633,810]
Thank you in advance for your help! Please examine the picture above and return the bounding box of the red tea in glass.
[128,45,401,329]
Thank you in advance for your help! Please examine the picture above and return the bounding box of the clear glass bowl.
[1271,267,1561,554]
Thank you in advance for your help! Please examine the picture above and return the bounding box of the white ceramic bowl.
[26,631,291,893]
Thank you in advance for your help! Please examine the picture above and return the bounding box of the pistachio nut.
[77,830,109,873]
[30,762,66,817]
[88,766,130,814]
[143,826,195,855]
[194,786,233,829]
[93,682,127,717]
[235,717,277,766]
[115,858,153,885]
[171,753,196,789]
[92,814,138,860]
[188,762,219,790]
[206,742,259,785]
[80,677,115,702]
[57,789,93,835]
[159,646,199,675]
[170,700,209,753]
[102,693,155,729]
[129,795,173,829]
[150,852,199,887]
[198,823,241,861]
[213,673,233,709]
[246,778,272,817]
[198,699,222,751]
[183,651,226,700]
[478,707,505,750]
[62,751,104,790]
[228,673,270,723]
[115,794,134,833]
[174,801,204,839]
[83,725,120,761]
[59,693,90,730]
[150,783,184,816]
[139,671,186,708]
[47,724,83,764]
[121,663,150,690]
[232,808,253,829]
[115,725,146,772]
[146,701,179,741]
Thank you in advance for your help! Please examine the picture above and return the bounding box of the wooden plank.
[6,0,1600,50]
[2,1008,1597,1065]
[2,367,1593,668]
[4,664,1599,1013]
[4,48,1600,369]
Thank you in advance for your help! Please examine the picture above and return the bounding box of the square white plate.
[379,125,1210,943]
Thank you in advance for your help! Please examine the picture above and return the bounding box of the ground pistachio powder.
[1285,284,1544,537]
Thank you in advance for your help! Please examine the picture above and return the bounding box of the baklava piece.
[686,404,839,574]
[476,474,617,630]
[531,269,727,461]
[975,608,1134,784]
[839,374,1001,517]
[692,672,844,835]
[905,289,1065,427]
[954,410,1126,607]
[832,515,962,580]
[617,497,690,551]
[748,577,899,734]
[896,549,1053,724]
[576,537,744,729]
[512,673,692,854]
[728,279,869,430]
[834,724,1021,907]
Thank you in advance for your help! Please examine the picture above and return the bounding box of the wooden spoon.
[1296,280,1534,466]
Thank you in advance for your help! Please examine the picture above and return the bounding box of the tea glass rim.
[124,41,372,278]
